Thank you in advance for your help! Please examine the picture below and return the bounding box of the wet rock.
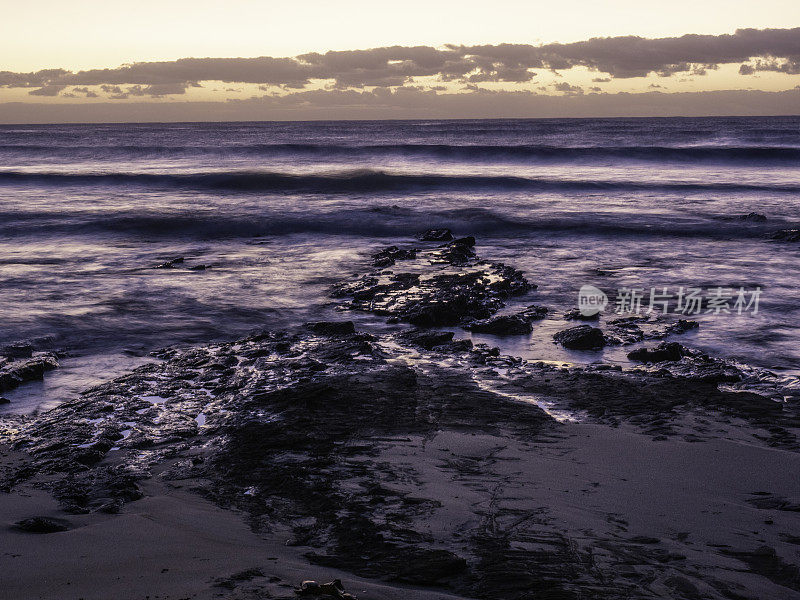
[467,306,547,335]
[553,325,606,350]
[296,578,356,599]
[660,319,699,336]
[434,236,476,265]
[469,314,533,335]
[13,516,71,534]
[371,245,416,267]
[769,229,800,242]
[1,342,33,359]
[418,228,454,242]
[399,329,455,349]
[188,264,207,271]
[305,321,357,336]
[739,212,767,222]
[604,317,646,345]
[564,308,600,321]
[153,257,185,268]
[335,265,531,328]
[628,342,688,363]
[0,354,58,393]
[605,317,698,345]
[0,397,9,404]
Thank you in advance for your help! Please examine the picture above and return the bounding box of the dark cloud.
[71,87,99,98]
[1,28,799,94]
[739,57,800,75]
[553,82,583,95]
[27,85,66,96]
[125,83,193,97]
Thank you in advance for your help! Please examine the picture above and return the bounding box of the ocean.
[1,116,799,412]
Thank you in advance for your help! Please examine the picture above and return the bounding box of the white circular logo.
[578,285,608,316]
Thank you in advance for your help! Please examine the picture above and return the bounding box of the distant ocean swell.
[0,206,780,240]
[1,169,799,194]
[1,144,800,164]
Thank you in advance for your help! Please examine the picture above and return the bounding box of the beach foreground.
[2,240,799,600]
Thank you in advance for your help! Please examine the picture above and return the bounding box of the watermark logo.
[577,284,762,316]
[578,285,608,316]
[614,286,761,315]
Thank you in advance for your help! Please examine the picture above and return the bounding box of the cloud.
[1,27,799,93]
[71,87,99,98]
[125,83,193,97]
[553,82,584,95]
[27,85,66,96]
[738,57,800,75]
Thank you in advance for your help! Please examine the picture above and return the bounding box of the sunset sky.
[2,0,800,122]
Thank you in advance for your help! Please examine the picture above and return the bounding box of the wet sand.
[2,416,799,600]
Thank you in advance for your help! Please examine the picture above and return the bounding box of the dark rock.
[469,314,533,335]
[450,236,475,247]
[335,262,531,328]
[467,306,546,335]
[628,342,688,363]
[398,329,455,349]
[769,229,800,242]
[564,308,600,321]
[1,342,33,359]
[188,264,207,271]
[13,517,71,534]
[739,212,767,222]
[0,355,59,393]
[305,321,356,336]
[154,257,185,269]
[662,319,699,336]
[521,305,548,320]
[0,397,9,404]
[553,325,606,350]
[432,237,476,265]
[419,228,454,242]
[296,578,354,598]
[371,245,416,267]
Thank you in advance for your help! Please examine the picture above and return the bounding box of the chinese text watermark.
[578,285,762,317]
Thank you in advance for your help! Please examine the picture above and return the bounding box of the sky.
[1,1,799,122]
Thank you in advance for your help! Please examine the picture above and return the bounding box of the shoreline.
[1,236,799,599]
[1,321,799,599]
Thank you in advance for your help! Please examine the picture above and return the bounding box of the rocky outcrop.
[418,228,454,242]
[553,325,606,350]
[371,245,417,267]
[0,354,58,393]
[467,306,548,335]
[334,238,533,327]
[628,342,688,363]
